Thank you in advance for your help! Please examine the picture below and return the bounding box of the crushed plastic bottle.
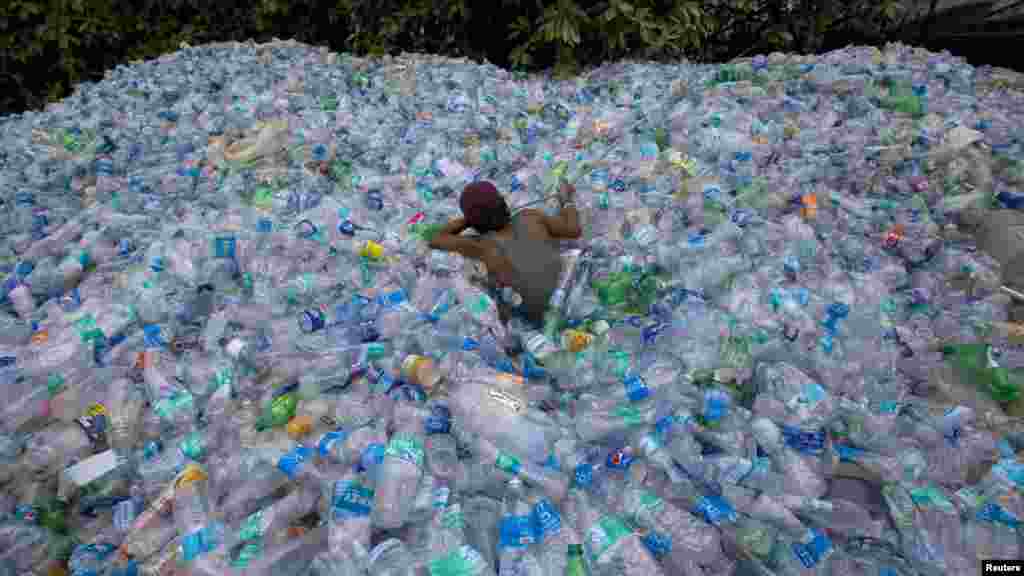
[0,37,1023,576]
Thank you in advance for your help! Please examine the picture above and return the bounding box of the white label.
[63,449,119,487]
[487,388,524,413]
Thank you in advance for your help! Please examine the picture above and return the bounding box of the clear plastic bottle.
[373,400,427,530]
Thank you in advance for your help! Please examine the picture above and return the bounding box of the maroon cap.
[460,181,507,231]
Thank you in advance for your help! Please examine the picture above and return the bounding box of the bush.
[0,0,948,117]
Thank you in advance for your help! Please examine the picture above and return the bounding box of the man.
[428,179,582,327]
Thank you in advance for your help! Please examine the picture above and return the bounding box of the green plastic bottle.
[565,543,589,576]
[941,343,1021,404]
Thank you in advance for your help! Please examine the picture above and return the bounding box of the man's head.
[460,181,511,234]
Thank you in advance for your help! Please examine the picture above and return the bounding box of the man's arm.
[428,217,515,284]
[539,180,582,239]
[427,217,484,260]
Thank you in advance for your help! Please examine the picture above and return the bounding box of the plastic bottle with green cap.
[940,342,1021,404]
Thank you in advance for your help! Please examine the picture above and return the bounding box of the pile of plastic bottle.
[1,37,1024,575]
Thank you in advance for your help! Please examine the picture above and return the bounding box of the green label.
[607,349,631,378]
[614,404,644,426]
[47,373,66,397]
[586,515,633,559]
[442,505,466,531]
[469,295,493,318]
[154,390,194,420]
[385,433,425,468]
[238,510,265,541]
[211,367,234,391]
[495,452,522,476]
[428,545,488,576]
[179,432,206,460]
[252,186,274,209]
[231,542,262,567]
[909,485,956,515]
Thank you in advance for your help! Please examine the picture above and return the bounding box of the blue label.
[142,324,163,349]
[878,400,900,414]
[532,499,562,541]
[318,430,349,458]
[781,425,827,455]
[693,495,737,526]
[623,374,650,402]
[277,445,313,479]
[640,531,672,559]
[424,404,452,435]
[380,289,408,308]
[977,502,1021,528]
[461,337,480,351]
[703,390,730,423]
[213,236,236,259]
[332,480,374,518]
[574,463,593,488]
[792,530,833,568]
[997,439,1016,460]
[835,444,865,463]
[995,460,1024,488]
[654,414,676,437]
[688,232,706,247]
[180,526,216,563]
[358,443,385,473]
[499,515,536,549]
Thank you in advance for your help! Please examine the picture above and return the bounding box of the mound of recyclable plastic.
[2,37,1024,575]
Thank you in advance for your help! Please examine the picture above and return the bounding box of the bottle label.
[531,499,562,541]
[428,545,489,576]
[178,432,205,461]
[359,443,385,473]
[499,514,536,549]
[574,463,593,488]
[780,425,827,455]
[213,236,236,259]
[613,404,644,426]
[792,529,833,568]
[702,390,730,423]
[606,448,634,470]
[442,503,466,531]
[385,433,425,468]
[834,443,864,463]
[693,494,737,526]
[332,480,374,519]
[976,502,1021,528]
[586,515,632,559]
[495,452,522,475]
[487,388,524,414]
[277,445,313,479]
[424,404,452,435]
[238,509,266,541]
[180,525,217,563]
[318,429,349,458]
[623,374,650,402]
[640,531,673,559]
[908,485,956,515]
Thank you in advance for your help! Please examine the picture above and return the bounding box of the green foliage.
[0,0,986,117]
